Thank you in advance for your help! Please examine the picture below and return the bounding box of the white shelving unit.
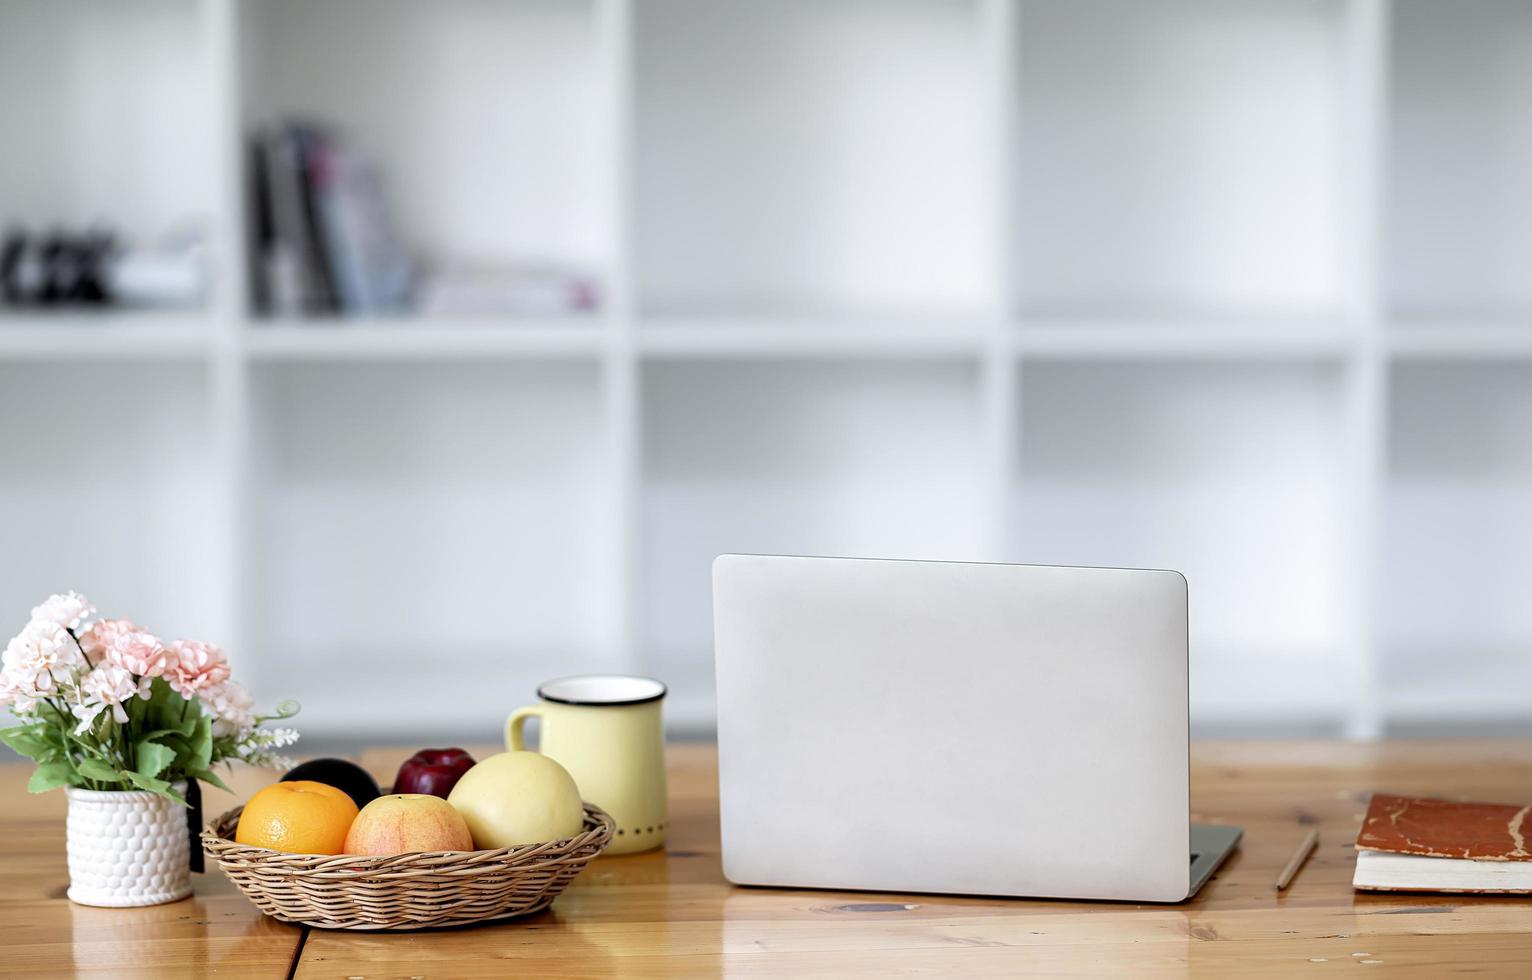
[1,0,1527,738]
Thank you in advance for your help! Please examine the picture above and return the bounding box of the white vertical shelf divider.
[1340,0,1391,738]
[203,0,256,692]
[979,0,1020,562]
[598,0,642,676]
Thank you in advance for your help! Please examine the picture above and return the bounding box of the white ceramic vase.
[65,783,192,907]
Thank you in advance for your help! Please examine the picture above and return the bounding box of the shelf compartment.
[634,0,988,318]
[1389,0,1532,321]
[1013,0,1349,320]
[239,0,609,307]
[1014,360,1350,726]
[0,362,220,656]
[639,360,986,711]
[247,361,612,733]
[1383,363,1532,723]
[0,0,213,240]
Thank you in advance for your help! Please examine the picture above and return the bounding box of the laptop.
[712,554,1240,903]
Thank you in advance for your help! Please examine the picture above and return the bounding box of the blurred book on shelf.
[249,120,598,322]
[250,120,414,318]
[0,226,205,312]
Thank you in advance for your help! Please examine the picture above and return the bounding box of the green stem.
[46,699,88,789]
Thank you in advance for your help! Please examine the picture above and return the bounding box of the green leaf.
[135,741,175,779]
[124,771,185,805]
[27,760,76,793]
[0,726,57,762]
[188,767,231,793]
[146,676,172,711]
[190,715,213,771]
[178,713,199,737]
[147,681,190,726]
[75,757,123,783]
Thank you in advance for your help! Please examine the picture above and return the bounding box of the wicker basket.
[202,802,614,930]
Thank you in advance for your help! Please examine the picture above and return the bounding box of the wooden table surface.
[5,740,1532,977]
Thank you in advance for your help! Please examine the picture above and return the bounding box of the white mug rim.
[537,674,666,707]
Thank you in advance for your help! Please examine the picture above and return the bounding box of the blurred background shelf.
[0,360,221,654]
[1012,319,1361,360]
[1011,0,1352,323]
[1384,647,1532,731]
[245,359,619,726]
[2,0,1528,741]
[1388,0,1532,323]
[0,0,214,247]
[1382,362,1532,733]
[634,0,988,319]
[1388,321,1532,360]
[245,318,607,360]
[638,317,987,359]
[0,312,213,359]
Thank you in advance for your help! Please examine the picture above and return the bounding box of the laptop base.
[1189,825,1243,897]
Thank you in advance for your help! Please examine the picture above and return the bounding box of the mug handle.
[505,705,543,752]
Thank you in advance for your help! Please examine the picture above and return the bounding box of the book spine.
[310,144,370,315]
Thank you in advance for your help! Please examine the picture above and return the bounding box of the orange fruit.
[235,780,359,854]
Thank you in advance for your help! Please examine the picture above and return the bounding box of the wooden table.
[5,741,1532,977]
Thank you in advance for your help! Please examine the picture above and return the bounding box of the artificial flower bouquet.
[0,591,297,804]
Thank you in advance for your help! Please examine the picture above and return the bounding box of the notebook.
[1353,793,1532,893]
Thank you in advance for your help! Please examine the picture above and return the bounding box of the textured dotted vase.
[65,784,192,907]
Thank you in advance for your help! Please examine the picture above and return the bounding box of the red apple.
[394,748,476,798]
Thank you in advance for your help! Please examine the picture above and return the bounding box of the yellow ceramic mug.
[506,675,668,856]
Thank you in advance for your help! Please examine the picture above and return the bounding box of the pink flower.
[82,619,174,677]
[79,619,140,667]
[164,640,230,698]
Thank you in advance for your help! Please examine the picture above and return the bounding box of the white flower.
[261,726,299,748]
[70,663,151,734]
[235,726,301,769]
[0,670,37,715]
[2,619,85,709]
[202,680,256,737]
[29,592,94,632]
[4,619,82,676]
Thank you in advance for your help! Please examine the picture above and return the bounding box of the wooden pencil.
[1275,829,1320,891]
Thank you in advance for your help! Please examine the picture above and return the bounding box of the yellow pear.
[447,751,583,848]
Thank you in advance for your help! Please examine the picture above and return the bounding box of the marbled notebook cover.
[1357,794,1532,862]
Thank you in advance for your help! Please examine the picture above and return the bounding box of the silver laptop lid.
[713,554,1192,902]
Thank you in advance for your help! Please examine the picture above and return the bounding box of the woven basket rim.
[202,800,614,871]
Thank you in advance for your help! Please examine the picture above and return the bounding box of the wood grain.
[6,741,1532,978]
[0,761,299,978]
[291,741,1532,978]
